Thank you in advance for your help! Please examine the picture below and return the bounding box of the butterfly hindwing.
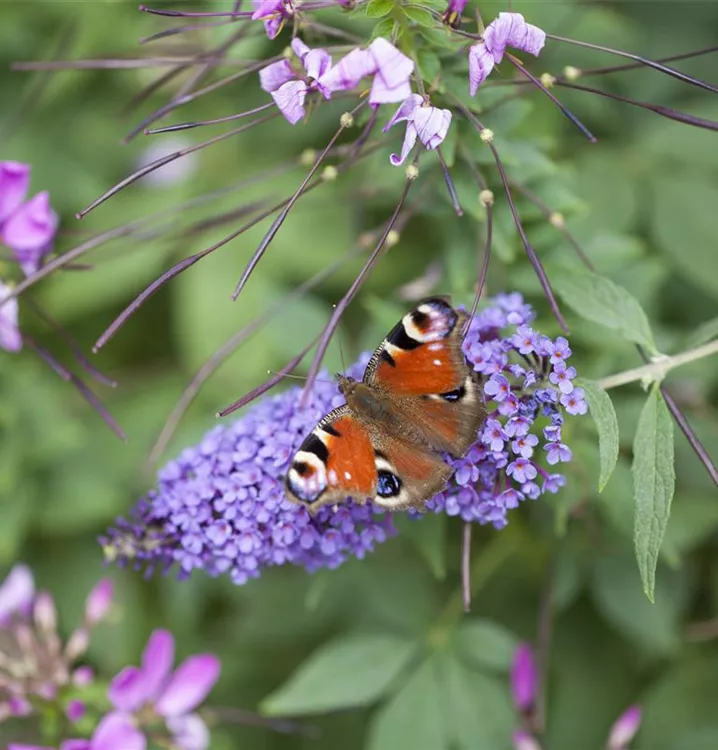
[285,406,378,511]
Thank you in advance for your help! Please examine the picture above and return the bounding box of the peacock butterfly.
[285,297,487,513]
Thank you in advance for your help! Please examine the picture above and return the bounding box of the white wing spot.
[328,469,338,485]
[433,359,442,366]
[344,471,352,480]
[428,342,444,351]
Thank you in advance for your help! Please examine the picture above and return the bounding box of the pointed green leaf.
[404,5,434,26]
[366,0,394,18]
[577,378,620,492]
[632,386,676,601]
[553,268,657,353]
[367,656,448,750]
[455,619,519,672]
[262,633,419,715]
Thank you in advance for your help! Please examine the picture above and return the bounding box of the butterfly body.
[286,298,487,513]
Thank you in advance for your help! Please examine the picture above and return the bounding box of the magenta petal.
[108,666,149,712]
[92,712,146,750]
[383,94,422,133]
[607,706,642,750]
[484,12,545,61]
[84,579,113,626]
[154,655,220,717]
[271,80,308,124]
[251,0,282,20]
[139,629,175,699]
[0,563,34,621]
[259,59,295,93]
[61,741,92,750]
[0,161,30,224]
[1,191,58,276]
[511,643,538,711]
[389,123,418,166]
[318,48,374,95]
[9,745,56,750]
[303,49,332,83]
[413,106,452,150]
[468,42,495,95]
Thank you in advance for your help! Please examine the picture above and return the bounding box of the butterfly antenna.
[266,370,332,384]
[336,303,349,376]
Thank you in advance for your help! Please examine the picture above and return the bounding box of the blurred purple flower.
[0,563,34,624]
[442,0,467,27]
[108,628,219,749]
[607,706,642,750]
[511,643,538,713]
[383,94,452,166]
[0,161,58,276]
[512,731,543,750]
[103,294,585,584]
[469,12,546,94]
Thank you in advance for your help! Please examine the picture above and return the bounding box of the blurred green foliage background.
[2,1,718,748]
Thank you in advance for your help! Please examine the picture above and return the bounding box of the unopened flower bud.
[607,706,642,750]
[300,149,317,166]
[405,164,419,180]
[340,112,354,128]
[480,128,494,144]
[322,166,338,182]
[385,230,400,248]
[511,643,538,712]
[549,212,565,229]
[34,591,57,633]
[479,189,495,207]
[512,731,543,750]
[540,72,556,88]
[563,65,581,81]
[66,699,86,723]
[84,579,114,626]
[65,628,90,661]
[73,665,95,686]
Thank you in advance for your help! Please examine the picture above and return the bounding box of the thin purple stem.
[436,148,463,217]
[140,19,237,45]
[144,102,274,134]
[231,102,365,301]
[139,5,252,18]
[505,53,597,143]
[547,33,718,95]
[462,522,472,613]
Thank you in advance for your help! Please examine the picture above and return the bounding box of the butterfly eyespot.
[377,470,402,498]
[294,461,310,476]
[441,384,466,402]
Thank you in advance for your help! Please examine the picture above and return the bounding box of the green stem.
[598,338,718,390]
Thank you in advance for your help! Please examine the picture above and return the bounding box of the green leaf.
[439,653,515,750]
[395,514,447,579]
[632,386,676,601]
[262,633,419,715]
[651,174,718,298]
[553,268,658,353]
[416,48,441,84]
[365,0,394,18]
[455,619,519,672]
[367,656,448,750]
[685,315,718,351]
[371,17,395,39]
[404,5,434,26]
[578,378,620,492]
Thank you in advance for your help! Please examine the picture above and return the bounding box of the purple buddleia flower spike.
[103,294,585,584]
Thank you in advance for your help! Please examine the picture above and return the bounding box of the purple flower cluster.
[0,161,59,353]
[256,11,546,162]
[102,294,585,586]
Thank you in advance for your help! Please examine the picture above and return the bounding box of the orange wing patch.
[372,344,464,395]
[322,415,377,499]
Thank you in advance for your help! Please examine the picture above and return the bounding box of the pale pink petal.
[412,106,452,150]
[383,94,423,133]
[92,712,146,750]
[166,713,211,750]
[139,629,175,699]
[84,579,113,626]
[154,655,220,717]
[271,80,308,124]
[318,48,375,95]
[1,191,58,276]
[389,123,418,166]
[303,49,332,83]
[468,42,495,95]
[368,38,414,91]
[512,731,543,750]
[0,563,34,623]
[369,75,412,105]
[484,12,545,62]
[0,161,30,224]
[290,37,311,60]
[259,60,295,93]
[251,0,282,20]
[607,706,642,750]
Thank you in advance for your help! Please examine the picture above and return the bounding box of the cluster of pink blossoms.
[257,11,545,164]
